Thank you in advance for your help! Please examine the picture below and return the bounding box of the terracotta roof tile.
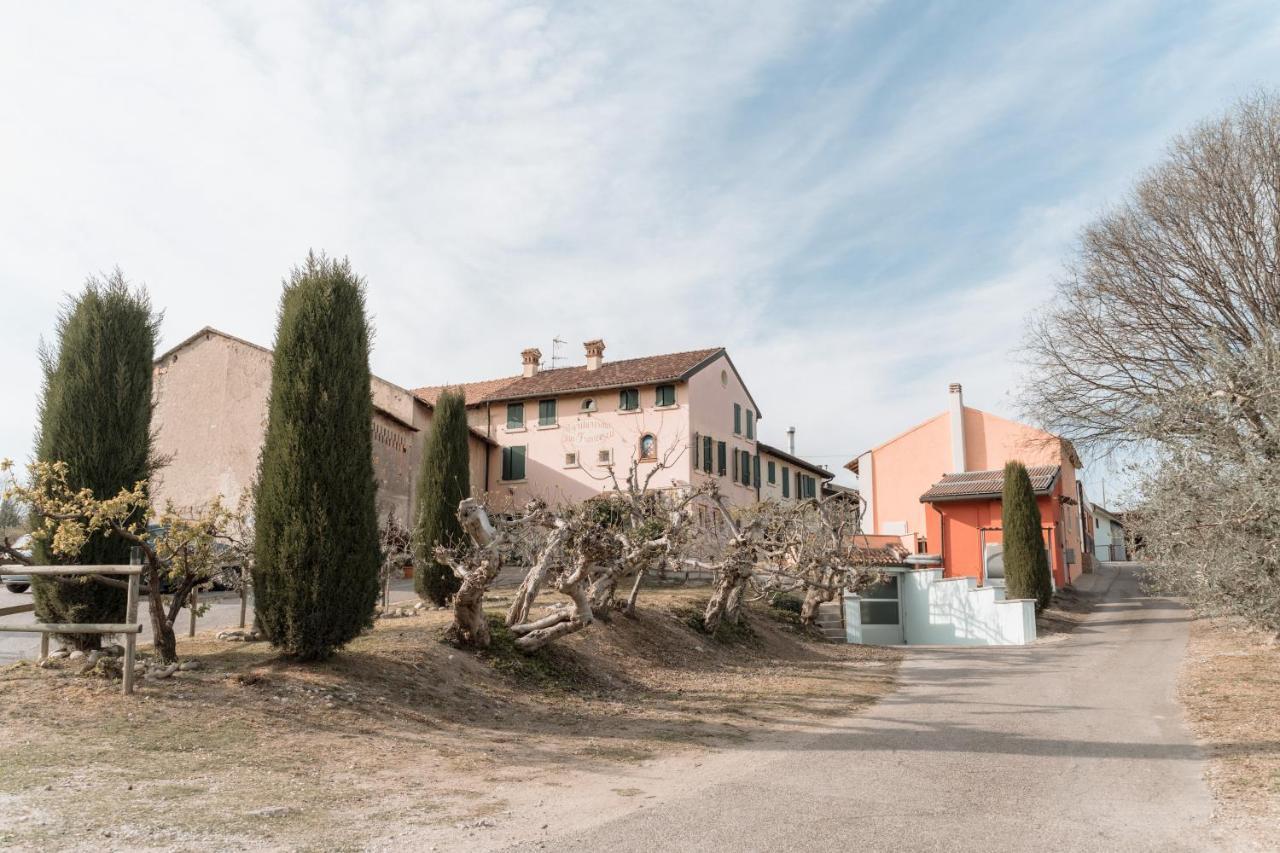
[919,464,1060,503]
[415,348,724,406]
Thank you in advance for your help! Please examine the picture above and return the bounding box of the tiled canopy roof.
[415,347,724,407]
[919,464,1061,503]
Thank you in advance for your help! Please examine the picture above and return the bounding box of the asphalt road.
[536,565,1227,852]
[0,578,419,663]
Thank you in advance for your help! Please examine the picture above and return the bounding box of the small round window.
[720,369,728,387]
[581,398,596,412]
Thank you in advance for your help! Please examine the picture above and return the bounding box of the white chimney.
[949,383,967,473]
[584,339,605,371]
[521,347,542,378]
[787,426,796,454]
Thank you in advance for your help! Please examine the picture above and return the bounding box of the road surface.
[528,565,1229,852]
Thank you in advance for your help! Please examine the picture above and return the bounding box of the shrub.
[252,252,380,661]
[413,388,470,605]
[31,272,158,650]
[1001,461,1053,611]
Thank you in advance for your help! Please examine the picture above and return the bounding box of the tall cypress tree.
[253,252,380,660]
[413,388,470,605]
[32,272,159,650]
[1001,461,1054,612]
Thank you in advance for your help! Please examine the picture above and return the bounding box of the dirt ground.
[0,587,898,851]
[1179,615,1280,844]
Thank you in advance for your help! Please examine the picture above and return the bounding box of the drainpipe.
[484,403,492,493]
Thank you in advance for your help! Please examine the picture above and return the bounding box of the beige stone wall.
[151,329,489,525]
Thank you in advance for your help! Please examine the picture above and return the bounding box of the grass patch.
[468,615,601,692]
[673,600,760,646]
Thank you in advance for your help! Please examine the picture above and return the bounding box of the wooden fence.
[0,562,143,695]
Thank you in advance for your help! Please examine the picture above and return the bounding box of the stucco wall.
[924,494,1071,588]
[863,406,1083,575]
[685,352,760,506]
[151,329,487,525]
[481,385,694,511]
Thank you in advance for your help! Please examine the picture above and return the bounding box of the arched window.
[639,433,657,461]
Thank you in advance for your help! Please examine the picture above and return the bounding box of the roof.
[919,464,1061,503]
[415,347,752,410]
[757,442,834,480]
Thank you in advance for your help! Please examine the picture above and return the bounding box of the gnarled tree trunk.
[506,521,568,627]
[511,568,593,652]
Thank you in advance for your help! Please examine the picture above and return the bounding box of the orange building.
[847,384,1086,588]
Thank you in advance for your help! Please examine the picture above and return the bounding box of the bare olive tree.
[1021,92,1280,629]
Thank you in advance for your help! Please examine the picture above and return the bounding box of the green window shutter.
[703,436,713,473]
[539,399,556,426]
[745,410,754,440]
[782,466,790,498]
[692,432,700,469]
[717,441,727,476]
[753,454,760,487]
[741,451,750,486]
[620,388,638,411]
[733,403,741,435]
[656,384,675,407]
[501,447,511,480]
[507,402,523,428]
[731,448,739,481]
[767,460,776,484]
[512,446,526,480]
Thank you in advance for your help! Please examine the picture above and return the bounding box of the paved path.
[538,565,1228,852]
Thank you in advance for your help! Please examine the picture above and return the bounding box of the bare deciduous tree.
[1021,92,1280,630]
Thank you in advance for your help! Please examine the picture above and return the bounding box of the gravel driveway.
[529,565,1231,852]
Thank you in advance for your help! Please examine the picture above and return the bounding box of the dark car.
[3,535,33,593]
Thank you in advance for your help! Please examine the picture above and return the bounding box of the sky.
[2,0,1278,501]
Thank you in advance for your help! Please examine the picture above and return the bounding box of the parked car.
[3,534,33,593]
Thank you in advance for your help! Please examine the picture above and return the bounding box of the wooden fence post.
[123,547,141,695]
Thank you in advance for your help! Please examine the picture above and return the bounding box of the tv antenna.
[550,335,568,369]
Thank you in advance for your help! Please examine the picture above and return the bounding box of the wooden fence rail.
[0,560,142,695]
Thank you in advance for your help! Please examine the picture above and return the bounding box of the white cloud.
[1,0,1277,505]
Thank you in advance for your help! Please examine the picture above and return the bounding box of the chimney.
[521,347,542,378]
[948,383,967,473]
[787,426,796,455]
[584,339,605,371]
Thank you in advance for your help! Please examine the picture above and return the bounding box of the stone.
[48,649,70,660]
[77,651,102,674]
[145,663,179,680]
[68,650,85,661]
[178,661,202,671]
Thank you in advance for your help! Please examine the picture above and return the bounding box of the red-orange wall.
[924,491,1070,589]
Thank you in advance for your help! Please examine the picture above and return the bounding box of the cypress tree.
[413,388,470,605]
[1001,461,1054,611]
[252,252,380,660]
[32,272,159,650]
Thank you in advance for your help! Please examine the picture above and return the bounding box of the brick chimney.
[584,339,605,371]
[521,347,542,378]
[948,383,967,473]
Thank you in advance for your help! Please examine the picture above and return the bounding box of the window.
[506,402,524,429]
[581,398,596,412]
[741,450,752,486]
[733,403,742,435]
[538,399,557,426]
[703,435,713,473]
[804,476,817,499]
[745,410,754,440]
[619,388,639,411]
[781,466,790,498]
[767,460,776,484]
[753,453,760,487]
[501,446,526,481]
[564,451,579,467]
[692,432,700,468]
[598,448,614,465]
[716,441,727,476]
[731,448,738,481]
[655,384,676,407]
[639,434,657,461]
